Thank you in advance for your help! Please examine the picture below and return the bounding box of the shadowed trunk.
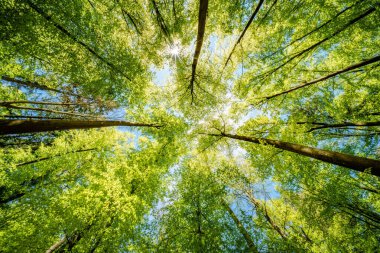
[222,199,259,252]
[301,120,380,132]
[209,132,380,176]
[189,0,209,103]
[45,237,66,253]
[0,119,161,135]
[244,191,287,239]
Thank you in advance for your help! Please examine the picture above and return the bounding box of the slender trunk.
[45,237,66,253]
[245,192,287,239]
[0,102,96,118]
[304,120,380,132]
[0,119,161,135]
[196,192,203,253]
[222,199,259,253]
[257,0,278,26]
[189,0,209,103]
[115,0,142,34]
[0,100,86,106]
[262,2,357,59]
[2,76,73,95]
[151,0,171,42]
[24,0,131,81]
[1,149,94,204]
[209,132,380,176]
[224,0,264,67]
[16,148,95,167]
[0,192,25,205]
[258,7,375,78]
[263,55,380,100]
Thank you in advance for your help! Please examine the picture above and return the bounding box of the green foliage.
[1,0,379,252]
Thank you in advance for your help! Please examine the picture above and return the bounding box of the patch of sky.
[150,63,172,87]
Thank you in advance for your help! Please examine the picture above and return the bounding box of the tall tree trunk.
[221,199,259,253]
[258,7,375,78]
[45,237,66,253]
[16,148,95,167]
[151,0,171,42]
[302,120,380,132]
[189,0,208,103]
[224,0,264,67]
[209,132,380,176]
[263,55,380,100]
[2,76,77,96]
[244,191,288,239]
[0,119,161,135]
[24,0,131,81]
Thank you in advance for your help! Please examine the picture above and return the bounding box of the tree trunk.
[0,119,161,135]
[17,148,95,167]
[45,237,66,253]
[222,199,259,253]
[263,55,380,100]
[209,132,380,177]
[224,0,264,67]
[258,7,375,78]
[24,0,131,81]
[303,120,380,132]
[189,0,209,103]
[2,76,71,95]
[244,191,288,239]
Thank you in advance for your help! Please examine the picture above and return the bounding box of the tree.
[1,0,380,252]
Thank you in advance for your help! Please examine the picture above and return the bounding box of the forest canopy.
[1,0,380,252]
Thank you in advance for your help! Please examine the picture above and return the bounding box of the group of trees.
[1,0,379,252]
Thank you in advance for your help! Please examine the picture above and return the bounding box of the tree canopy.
[1,0,379,252]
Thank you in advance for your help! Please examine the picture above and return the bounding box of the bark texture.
[210,132,380,176]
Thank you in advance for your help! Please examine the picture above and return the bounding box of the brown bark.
[222,199,259,253]
[209,132,380,177]
[224,0,264,67]
[24,0,131,81]
[0,119,162,135]
[189,0,209,103]
[263,55,380,100]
